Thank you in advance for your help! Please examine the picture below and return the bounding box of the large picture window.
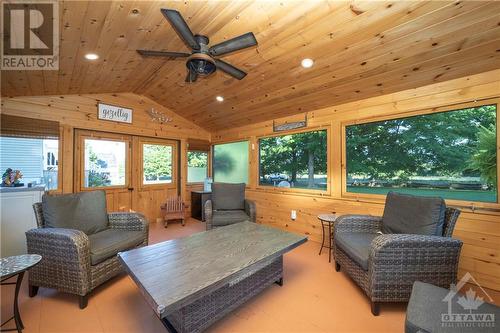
[259,130,327,190]
[213,141,248,184]
[0,115,60,191]
[345,104,497,202]
[0,137,59,190]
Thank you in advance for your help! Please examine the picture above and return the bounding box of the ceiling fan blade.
[137,50,190,58]
[215,59,247,80]
[161,9,200,50]
[209,32,257,56]
[185,69,198,83]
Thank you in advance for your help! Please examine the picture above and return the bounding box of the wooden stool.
[161,196,185,228]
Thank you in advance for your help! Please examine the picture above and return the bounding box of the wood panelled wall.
[212,69,500,291]
[0,93,210,222]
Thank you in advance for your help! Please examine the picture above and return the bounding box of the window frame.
[211,139,250,185]
[256,126,331,195]
[138,137,177,190]
[49,132,63,193]
[341,98,500,208]
[78,132,132,191]
[0,134,62,193]
[187,149,210,184]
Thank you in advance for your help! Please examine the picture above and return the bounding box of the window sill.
[245,187,500,215]
[253,185,330,196]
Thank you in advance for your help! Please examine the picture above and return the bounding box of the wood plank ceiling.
[2,1,500,131]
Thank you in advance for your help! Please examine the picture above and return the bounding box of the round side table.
[0,254,42,333]
[317,214,337,263]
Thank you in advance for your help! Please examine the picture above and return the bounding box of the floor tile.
[2,218,498,333]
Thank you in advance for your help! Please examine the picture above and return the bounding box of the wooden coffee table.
[118,222,307,333]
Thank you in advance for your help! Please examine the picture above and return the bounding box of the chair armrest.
[108,212,148,232]
[369,234,462,274]
[244,199,256,222]
[25,228,91,294]
[335,215,382,234]
[204,200,213,230]
[26,228,90,260]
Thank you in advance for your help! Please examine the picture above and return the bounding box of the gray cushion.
[382,191,446,236]
[212,183,245,210]
[42,190,108,235]
[212,210,250,226]
[406,281,500,333]
[88,229,145,265]
[334,232,379,270]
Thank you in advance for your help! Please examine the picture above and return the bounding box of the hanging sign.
[98,103,133,124]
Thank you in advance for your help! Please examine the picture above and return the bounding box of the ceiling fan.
[137,9,258,83]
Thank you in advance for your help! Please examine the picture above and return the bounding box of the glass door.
[75,130,180,220]
[131,137,178,222]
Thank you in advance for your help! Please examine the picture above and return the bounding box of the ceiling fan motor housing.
[186,35,216,76]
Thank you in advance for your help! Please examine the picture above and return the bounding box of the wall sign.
[273,114,307,132]
[98,103,132,124]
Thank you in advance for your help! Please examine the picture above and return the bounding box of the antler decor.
[147,108,172,124]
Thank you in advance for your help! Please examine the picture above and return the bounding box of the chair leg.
[29,284,39,297]
[371,301,380,316]
[79,294,88,309]
[181,218,185,226]
[334,261,340,272]
[164,220,168,228]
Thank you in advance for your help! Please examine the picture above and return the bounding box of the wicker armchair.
[27,196,148,309]
[334,193,462,316]
[204,183,256,230]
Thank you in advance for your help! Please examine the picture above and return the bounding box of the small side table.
[0,254,42,333]
[317,214,337,263]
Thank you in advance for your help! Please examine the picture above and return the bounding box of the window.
[84,139,126,187]
[259,130,327,190]
[213,141,249,184]
[142,143,173,185]
[345,104,497,202]
[0,137,59,190]
[188,151,208,183]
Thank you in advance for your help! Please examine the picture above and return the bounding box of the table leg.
[14,272,25,332]
[319,220,325,255]
[161,317,178,333]
[328,222,332,263]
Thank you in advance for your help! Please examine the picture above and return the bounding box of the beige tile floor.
[1,218,498,333]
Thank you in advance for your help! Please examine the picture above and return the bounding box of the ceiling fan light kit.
[137,9,258,83]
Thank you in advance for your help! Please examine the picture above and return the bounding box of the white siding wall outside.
[0,137,43,183]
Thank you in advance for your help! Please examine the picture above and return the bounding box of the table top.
[318,214,338,223]
[118,222,307,317]
[0,254,42,279]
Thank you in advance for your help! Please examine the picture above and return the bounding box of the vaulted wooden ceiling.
[2,1,500,131]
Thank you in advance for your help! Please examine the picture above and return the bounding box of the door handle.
[128,187,134,191]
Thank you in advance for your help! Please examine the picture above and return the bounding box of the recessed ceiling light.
[301,58,314,68]
[216,96,224,102]
[85,53,99,60]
